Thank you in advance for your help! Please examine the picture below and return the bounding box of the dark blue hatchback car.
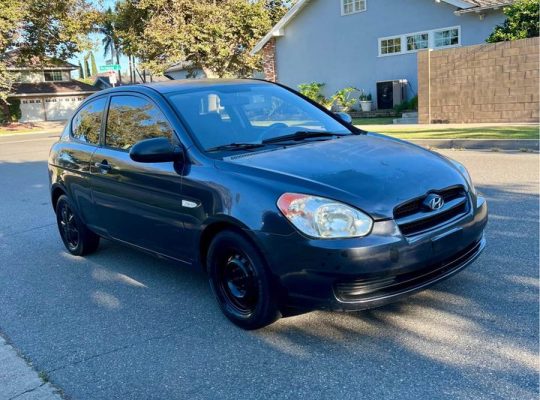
[49,80,487,329]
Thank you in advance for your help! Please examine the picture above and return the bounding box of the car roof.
[98,78,272,96]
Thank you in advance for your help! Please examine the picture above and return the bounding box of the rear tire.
[55,195,100,256]
[207,230,280,330]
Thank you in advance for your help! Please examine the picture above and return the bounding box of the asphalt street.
[0,132,538,399]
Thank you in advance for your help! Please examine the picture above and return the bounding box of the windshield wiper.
[262,131,347,145]
[206,142,266,152]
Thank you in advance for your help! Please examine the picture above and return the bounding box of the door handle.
[94,160,112,173]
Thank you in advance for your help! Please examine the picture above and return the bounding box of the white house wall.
[12,70,71,83]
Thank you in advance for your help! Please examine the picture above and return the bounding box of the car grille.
[334,238,483,302]
[394,186,469,236]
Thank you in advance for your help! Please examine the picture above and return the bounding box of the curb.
[407,139,539,151]
[0,130,62,137]
[0,335,63,399]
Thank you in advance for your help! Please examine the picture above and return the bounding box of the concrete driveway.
[0,133,538,400]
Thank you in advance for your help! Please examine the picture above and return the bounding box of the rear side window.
[71,98,107,145]
[105,95,174,150]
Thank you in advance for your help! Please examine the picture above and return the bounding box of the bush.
[358,90,372,102]
[9,99,21,122]
[0,99,21,123]
[298,82,326,103]
[394,95,418,113]
[333,87,358,111]
[297,82,334,109]
[409,95,418,111]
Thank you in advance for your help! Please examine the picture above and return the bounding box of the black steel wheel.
[55,195,100,256]
[208,230,280,329]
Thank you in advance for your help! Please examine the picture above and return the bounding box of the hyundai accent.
[48,80,488,329]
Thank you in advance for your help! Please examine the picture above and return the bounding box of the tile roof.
[11,81,98,96]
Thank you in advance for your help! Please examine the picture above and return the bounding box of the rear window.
[71,98,107,145]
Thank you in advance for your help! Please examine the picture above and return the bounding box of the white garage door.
[20,99,45,122]
[45,96,83,121]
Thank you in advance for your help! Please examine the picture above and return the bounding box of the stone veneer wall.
[418,37,539,124]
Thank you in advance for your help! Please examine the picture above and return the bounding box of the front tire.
[55,195,100,256]
[207,231,280,330]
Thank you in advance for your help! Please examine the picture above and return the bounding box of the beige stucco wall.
[418,37,539,123]
[13,71,43,83]
[12,70,72,83]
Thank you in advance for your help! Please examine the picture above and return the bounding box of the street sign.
[99,64,121,72]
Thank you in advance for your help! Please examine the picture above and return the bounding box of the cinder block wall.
[418,37,539,124]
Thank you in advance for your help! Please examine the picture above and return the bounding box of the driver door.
[89,94,189,261]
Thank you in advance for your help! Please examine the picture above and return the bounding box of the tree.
[78,60,85,79]
[487,0,539,42]
[265,0,295,24]
[0,0,26,114]
[15,0,100,64]
[97,7,123,83]
[85,59,91,78]
[119,0,272,78]
[89,52,98,76]
[114,0,150,82]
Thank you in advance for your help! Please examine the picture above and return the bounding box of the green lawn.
[356,125,539,139]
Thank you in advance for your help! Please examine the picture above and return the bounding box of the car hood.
[223,133,467,219]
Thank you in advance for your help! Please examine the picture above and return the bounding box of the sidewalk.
[0,336,62,400]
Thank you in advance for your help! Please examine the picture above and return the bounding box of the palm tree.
[97,8,122,83]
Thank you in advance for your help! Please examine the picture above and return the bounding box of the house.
[252,0,512,109]
[93,71,171,90]
[164,61,206,80]
[164,61,264,80]
[6,54,98,122]
[93,75,117,90]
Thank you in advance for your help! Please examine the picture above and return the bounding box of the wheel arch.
[198,216,267,272]
[51,183,67,210]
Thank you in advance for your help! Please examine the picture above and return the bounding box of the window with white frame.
[379,26,460,56]
[342,0,366,15]
[44,70,63,82]
[434,27,460,48]
[380,37,402,55]
[406,33,429,51]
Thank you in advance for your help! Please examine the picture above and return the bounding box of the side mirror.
[129,137,183,163]
[335,112,353,124]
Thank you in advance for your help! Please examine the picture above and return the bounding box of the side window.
[105,95,174,150]
[71,98,107,145]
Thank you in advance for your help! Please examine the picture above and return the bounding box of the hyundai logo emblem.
[423,194,444,211]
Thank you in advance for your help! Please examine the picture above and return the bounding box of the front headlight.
[277,193,373,239]
[449,159,477,195]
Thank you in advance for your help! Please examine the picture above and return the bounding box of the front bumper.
[256,195,488,311]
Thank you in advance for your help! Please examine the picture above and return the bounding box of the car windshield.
[167,83,353,151]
